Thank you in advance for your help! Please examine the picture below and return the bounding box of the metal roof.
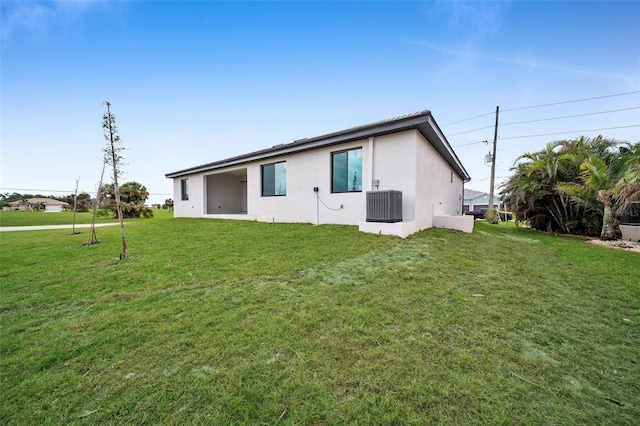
[165,109,471,181]
[464,189,488,200]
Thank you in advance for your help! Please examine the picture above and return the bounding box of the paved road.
[0,223,121,232]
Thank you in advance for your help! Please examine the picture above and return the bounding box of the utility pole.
[488,106,499,224]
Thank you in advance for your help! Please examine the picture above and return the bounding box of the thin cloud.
[433,0,507,39]
[1,0,99,41]
[412,40,637,85]
[491,54,635,82]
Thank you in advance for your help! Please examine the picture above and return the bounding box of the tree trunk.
[71,177,79,235]
[104,101,128,260]
[113,182,128,259]
[601,196,616,240]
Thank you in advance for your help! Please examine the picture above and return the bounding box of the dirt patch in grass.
[586,239,640,253]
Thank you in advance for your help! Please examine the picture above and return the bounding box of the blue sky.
[2,1,639,205]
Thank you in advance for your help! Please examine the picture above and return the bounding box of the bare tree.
[70,177,80,235]
[86,157,107,245]
[102,101,128,259]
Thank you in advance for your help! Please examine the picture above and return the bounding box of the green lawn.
[1,214,638,424]
[0,210,127,227]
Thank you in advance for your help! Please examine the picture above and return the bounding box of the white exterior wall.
[415,131,464,231]
[248,139,369,225]
[173,174,205,217]
[370,132,417,222]
[171,129,466,233]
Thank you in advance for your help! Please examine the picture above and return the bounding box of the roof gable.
[464,189,487,200]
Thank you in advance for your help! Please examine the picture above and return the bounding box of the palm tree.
[558,142,639,240]
[559,158,616,239]
[614,144,640,212]
[502,136,630,237]
[502,142,587,234]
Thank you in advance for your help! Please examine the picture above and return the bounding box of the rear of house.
[166,110,472,237]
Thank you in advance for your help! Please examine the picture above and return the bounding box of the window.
[331,148,362,193]
[262,162,286,196]
[180,178,189,201]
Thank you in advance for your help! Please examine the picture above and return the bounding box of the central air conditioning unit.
[366,190,402,223]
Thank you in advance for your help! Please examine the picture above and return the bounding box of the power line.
[453,124,640,147]
[501,90,640,113]
[442,111,494,126]
[453,140,489,148]
[443,90,640,127]
[470,175,511,182]
[1,188,75,193]
[449,125,495,137]
[500,106,640,127]
[499,124,640,140]
[451,106,640,136]
[0,187,172,196]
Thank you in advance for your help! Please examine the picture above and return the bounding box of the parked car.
[467,209,487,220]
[466,208,512,221]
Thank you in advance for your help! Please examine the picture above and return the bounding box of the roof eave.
[418,116,471,182]
[165,111,434,179]
[165,110,471,182]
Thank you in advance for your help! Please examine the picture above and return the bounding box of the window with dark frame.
[262,162,286,196]
[180,178,189,201]
[331,147,363,193]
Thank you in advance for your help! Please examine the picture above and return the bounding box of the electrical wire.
[453,140,490,148]
[0,187,172,196]
[316,192,342,211]
[498,124,640,140]
[501,90,640,113]
[450,106,640,136]
[442,90,640,127]
[470,175,511,182]
[1,187,75,193]
[453,124,640,147]
[449,125,495,136]
[442,111,495,126]
[501,106,640,126]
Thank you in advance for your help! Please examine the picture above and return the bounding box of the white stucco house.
[463,189,500,212]
[165,110,473,237]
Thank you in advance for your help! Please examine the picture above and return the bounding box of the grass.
[1,213,639,425]
[0,210,124,227]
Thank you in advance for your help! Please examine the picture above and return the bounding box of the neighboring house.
[8,198,68,212]
[165,110,473,237]
[463,189,500,213]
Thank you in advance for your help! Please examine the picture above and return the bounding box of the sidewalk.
[0,223,121,232]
